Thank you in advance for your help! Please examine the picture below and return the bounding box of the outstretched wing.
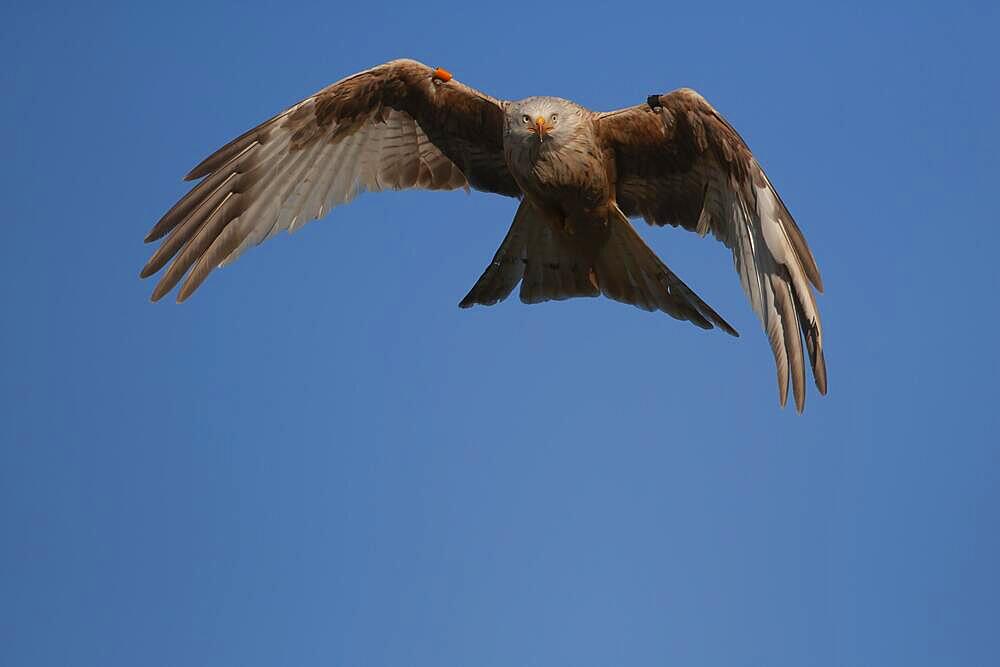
[141,59,520,301]
[596,90,826,411]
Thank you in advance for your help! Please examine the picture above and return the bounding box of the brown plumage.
[142,59,827,411]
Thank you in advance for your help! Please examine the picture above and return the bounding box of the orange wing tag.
[432,67,453,83]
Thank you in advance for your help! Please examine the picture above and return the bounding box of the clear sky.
[2,1,998,665]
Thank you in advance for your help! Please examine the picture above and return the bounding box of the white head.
[504,96,585,149]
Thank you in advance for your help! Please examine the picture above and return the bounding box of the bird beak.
[534,116,549,142]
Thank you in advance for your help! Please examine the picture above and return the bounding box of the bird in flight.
[141,59,827,411]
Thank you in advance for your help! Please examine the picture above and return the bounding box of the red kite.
[142,60,826,410]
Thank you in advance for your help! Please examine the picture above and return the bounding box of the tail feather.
[461,200,737,339]
[460,200,599,308]
[458,201,532,307]
[596,206,738,336]
[518,218,599,304]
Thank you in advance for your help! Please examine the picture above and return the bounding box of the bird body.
[502,98,612,274]
[142,59,827,411]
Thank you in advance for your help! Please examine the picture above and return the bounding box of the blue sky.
[2,1,998,665]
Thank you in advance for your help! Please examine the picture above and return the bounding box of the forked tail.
[459,199,600,308]
[460,200,737,336]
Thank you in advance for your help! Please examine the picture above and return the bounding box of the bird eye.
[551,113,558,122]
[522,114,531,124]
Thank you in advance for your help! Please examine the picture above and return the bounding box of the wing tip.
[814,354,829,396]
[149,284,169,303]
[717,318,739,338]
[694,302,738,337]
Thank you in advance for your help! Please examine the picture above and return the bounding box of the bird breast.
[505,133,609,216]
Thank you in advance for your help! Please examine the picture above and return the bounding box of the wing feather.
[291,138,343,232]
[597,90,826,410]
[142,59,518,301]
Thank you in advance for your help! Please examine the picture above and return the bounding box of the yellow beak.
[534,116,550,141]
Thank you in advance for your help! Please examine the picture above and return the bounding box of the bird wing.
[595,90,826,411]
[142,59,520,302]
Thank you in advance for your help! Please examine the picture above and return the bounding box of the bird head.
[505,97,582,148]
